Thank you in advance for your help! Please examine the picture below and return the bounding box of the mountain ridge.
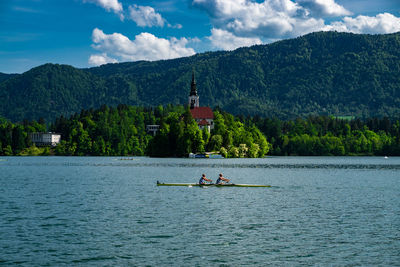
[0,72,18,83]
[1,31,400,122]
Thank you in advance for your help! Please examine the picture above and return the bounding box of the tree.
[12,125,27,154]
[208,135,223,151]
[238,144,248,158]
[228,146,239,158]
[220,147,228,158]
[248,143,260,158]
[3,145,13,156]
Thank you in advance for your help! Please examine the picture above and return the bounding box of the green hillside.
[1,31,400,122]
[0,72,17,83]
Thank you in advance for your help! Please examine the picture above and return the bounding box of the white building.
[29,132,61,147]
[146,125,160,136]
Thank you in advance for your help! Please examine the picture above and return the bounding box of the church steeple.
[188,69,199,109]
[190,69,197,96]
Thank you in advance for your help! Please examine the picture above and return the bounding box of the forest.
[1,31,400,122]
[1,105,399,157]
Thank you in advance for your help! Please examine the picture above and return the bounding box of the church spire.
[190,69,197,96]
[188,68,199,109]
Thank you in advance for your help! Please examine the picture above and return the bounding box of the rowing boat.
[156,182,271,187]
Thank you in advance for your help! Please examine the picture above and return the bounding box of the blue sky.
[0,0,399,73]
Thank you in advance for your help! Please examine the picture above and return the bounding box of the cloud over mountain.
[324,13,400,34]
[88,53,118,66]
[89,28,195,65]
[298,0,351,17]
[208,28,262,50]
[85,1,400,63]
[192,0,400,50]
[193,0,325,39]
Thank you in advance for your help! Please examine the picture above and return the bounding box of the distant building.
[188,70,214,132]
[29,132,61,147]
[146,124,160,136]
[190,107,214,131]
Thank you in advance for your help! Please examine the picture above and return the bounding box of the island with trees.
[0,104,399,157]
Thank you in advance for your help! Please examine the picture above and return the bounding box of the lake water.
[1,156,399,266]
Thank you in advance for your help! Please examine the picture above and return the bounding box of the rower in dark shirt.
[199,174,212,184]
[215,173,230,184]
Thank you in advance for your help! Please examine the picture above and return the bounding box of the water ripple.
[1,157,399,266]
[3,161,400,170]
[72,256,116,264]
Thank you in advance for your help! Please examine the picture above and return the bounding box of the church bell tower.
[188,70,199,109]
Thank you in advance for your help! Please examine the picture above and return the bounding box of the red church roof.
[190,107,214,119]
[198,119,210,126]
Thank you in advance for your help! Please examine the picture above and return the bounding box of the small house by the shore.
[29,132,61,147]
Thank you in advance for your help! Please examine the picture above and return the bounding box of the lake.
[1,156,399,266]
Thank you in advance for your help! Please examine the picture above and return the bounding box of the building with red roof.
[188,70,214,131]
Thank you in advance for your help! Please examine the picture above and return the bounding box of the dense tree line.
[50,105,269,157]
[148,108,269,157]
[1,105,399,157]
[250,116,400,156]
[0,104,268,157]
[0,117,48,156]
[1,31,400,122]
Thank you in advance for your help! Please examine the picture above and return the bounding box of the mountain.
[1,31,400,122]
[0,72,17,83]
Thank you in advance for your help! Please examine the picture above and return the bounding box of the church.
[188,71,214,132]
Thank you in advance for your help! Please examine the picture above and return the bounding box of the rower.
[199,174,212,184]
[216,173,230,184]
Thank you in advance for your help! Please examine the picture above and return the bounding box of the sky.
[0,0,399,73]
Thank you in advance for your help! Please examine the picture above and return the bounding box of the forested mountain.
[1,31,400,122]
[0,72,17,83]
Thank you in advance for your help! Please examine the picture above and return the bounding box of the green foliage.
[208,135,223,151]
[147,106,206,157]
[248,143,260,158]
[220,147,228,158]
[228,146,239,158]
[238,144,248,158]
[2,32,400,122]
[51,105,153,156]
[3,145,13,156]
[18,145,50,156]
[0,72,15,83]
[0,117,36,155]
[1,104,399,157]
[250,115,400,156]
[203,110,270,158]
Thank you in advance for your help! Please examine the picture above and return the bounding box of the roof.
[198,119,210,126]
[190,107,214,119]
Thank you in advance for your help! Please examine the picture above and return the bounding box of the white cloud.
[128,5,165,27]
[168,23,183,29]
[193,0,400,47]
[298,0,351,17]
[208,28,262,50]
[89,28,196,63]
[84,0,123,14]
[88,53,118,66]
[128,4,183,29]
[324,13,400,34]
[193,0,325,39]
